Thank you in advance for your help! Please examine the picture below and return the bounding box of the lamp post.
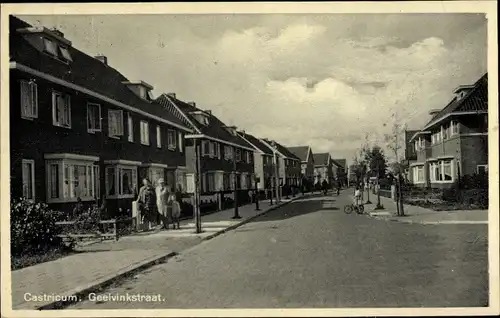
[254,175,260,211]
[232,147,241,219]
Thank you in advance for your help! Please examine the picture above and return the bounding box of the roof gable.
[423,73,488,129]
[333,159,347,169]
[313,153,331,166]
[287,146,310,162]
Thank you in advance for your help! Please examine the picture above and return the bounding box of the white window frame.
[477,165,488,174]
[105,164,138,199]
[429,160,454,183]
[167,129,177,150]
[127,113,134,142]
[209,142,216,158]
[140,120,150,145]
[22,159,36,201]
[178,132,183,153]
[52,91,71,128]
[43,38,58,56]
[59,46,72,62]
[156,125,162,148]
[87,103,102,133]
[451,120,460,136]
[108,109,124,138]
[45,158,100,203]
[20,80,38,120]
[412,165,425,184]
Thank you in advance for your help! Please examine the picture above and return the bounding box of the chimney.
[239,130,246,137]
[95,55,108,65]
[428,109,441,116]
[167,93,176,99]
[188,101,196,107]
[50,28,64,39]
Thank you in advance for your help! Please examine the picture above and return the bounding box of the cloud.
[20,14,487,163]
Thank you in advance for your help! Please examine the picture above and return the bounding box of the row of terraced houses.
[404,73,488,188]
[9,16,347,216]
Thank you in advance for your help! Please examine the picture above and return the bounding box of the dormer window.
[18,27,73,64]
[122,81,154,101]
[191,111,210,126]
[43,38,57,55]
[223,125,238,136]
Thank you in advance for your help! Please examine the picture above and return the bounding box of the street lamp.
[254,175,260,211]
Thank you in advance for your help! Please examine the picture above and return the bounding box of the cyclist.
[353,185,362,209]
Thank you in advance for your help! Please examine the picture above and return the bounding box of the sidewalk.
[352,193,488,225]
[11,194,306,310]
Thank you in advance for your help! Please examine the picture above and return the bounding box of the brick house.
[153,94,255,207]
[287,146,315,186]
[236,131,274,191]
[313,153,334,186]
[408,73,488,189]
[333,158,347,187]
[261,139,302,190]
[10,16,192,216]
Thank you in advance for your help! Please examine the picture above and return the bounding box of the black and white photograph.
[1,2,498,317]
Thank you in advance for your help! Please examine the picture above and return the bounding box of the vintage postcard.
[1,1,498,317]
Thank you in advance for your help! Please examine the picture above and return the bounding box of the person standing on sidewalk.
[137,178,157,230]
[169,187,181,229]
[156,178,169,229]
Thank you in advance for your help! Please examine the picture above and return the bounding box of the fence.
[56,217,136,242]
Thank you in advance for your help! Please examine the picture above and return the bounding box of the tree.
[384,121,407,216]
[363,146,388,179]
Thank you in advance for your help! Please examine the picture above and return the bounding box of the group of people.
[136,178,181,231]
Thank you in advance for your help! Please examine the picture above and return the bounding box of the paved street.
[70,191,488,309]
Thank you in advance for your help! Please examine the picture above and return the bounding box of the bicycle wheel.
[358,205,365,214]
[344,204,353,214]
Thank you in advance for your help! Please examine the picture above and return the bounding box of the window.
[43,38,58,56]
[22,159,35,200]
[45,158,99,203]
[248,152,253,164]
[223,173,231,190]
[52,91,71,128]
[156,125,162,148]
[105,165,138,198]
[167,130,176,150]
[430,160,454,183]
[230,173,236,190]
[412,166,424,183]
[20,80,38,119]
[224,146,233,161]
[215,143,221,159]
[178,132,183,153]
[140,120,150,145]
[108,110,124,138]
[148,167,164,187]
[236,149,242,162]
[175,169,187,192]
[59,46,72,62]
[201,173,207,193]
[127,113,134,142]
[87,103,101,133]
[477,165,488,175]
[201,141,209,156]
[209,142,216,157]
[207,173,216,192]
[451,121,460,135]
[240,174,248,189]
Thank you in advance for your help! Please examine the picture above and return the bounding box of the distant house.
[313,153,334,186]
[287,146,315,184]
[154,95,255,201]
[9,16,192,216]
[261,139,302,189]
[401,129,420,181]
[409,73,488,188]
[237,131,274,191]
[333,158,348,187]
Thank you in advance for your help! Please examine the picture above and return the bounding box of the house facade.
[10,16,192,216]
[401,130,420,182]
[313,153,334,186]
[154,94,255,206]
[409,73,488,189]
[288,146,315,185]
[261,139,302,189]
[333,158,347,187]
[237,132,274,191]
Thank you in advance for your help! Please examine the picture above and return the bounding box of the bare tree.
[384,120,407,217]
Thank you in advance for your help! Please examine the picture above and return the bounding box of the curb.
[35,251,177,310]
[35,195,305,310]
[201,195,306,241]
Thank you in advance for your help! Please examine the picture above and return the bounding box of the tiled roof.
[313,153,330,166]
[156,94,253,149]
[424,73,488,129]
[9,16,189,131]
[238,132,274,155]
[287,146,310,162]
[333,159,347,169]
[261,139,300,160]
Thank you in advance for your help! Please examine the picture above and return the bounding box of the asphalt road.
[71,192,488,309]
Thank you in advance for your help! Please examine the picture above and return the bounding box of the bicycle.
[344,203,364,214]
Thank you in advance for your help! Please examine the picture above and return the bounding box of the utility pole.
[194,140,202,233]
[232,147,241,219]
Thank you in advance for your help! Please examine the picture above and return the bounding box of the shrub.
[10,198,65,256]
[71,204,102,234]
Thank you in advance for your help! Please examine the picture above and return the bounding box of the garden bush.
[10,197,65,256]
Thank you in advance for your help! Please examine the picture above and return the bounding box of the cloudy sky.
[20,13,487,163]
